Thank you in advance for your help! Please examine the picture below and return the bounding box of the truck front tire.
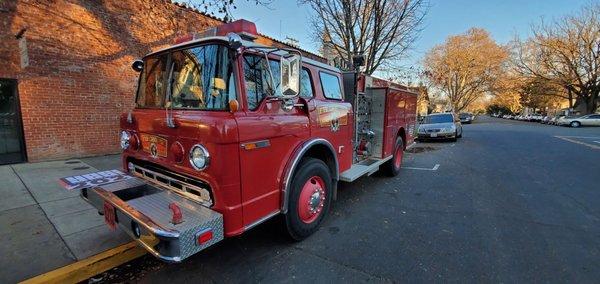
[285,158,333,241]
[383,137,404,177]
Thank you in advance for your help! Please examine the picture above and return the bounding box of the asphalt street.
[99,116,600,283]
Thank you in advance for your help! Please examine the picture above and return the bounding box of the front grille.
[426,129,441,133]
[128,162,213,207]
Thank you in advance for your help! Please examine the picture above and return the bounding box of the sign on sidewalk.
[59,169,134,191]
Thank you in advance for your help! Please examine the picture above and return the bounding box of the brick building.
[0,0,324,163]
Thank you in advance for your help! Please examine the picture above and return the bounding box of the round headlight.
[189,144,210,170]
[120,131,130,150]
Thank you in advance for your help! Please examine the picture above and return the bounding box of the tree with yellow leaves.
[515,3,600,114]
[424,28,508,113]
[490,70,523,114]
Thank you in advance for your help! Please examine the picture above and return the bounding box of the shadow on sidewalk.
[0,154,127,283]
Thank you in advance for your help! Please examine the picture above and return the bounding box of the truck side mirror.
[280,54,300,98]
[132,60,143,72]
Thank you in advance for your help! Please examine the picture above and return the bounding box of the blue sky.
[230,0,590,68]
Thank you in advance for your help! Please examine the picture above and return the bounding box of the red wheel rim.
[394,145,403,168]
[297,176,326,224]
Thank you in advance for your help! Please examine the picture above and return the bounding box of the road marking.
[554,136,600,150]
[556,135,600,139]
[450,143,456,147]
[594,141,600,144]
[402,164,440,171]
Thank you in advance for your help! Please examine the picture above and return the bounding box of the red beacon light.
[215,19,258,39]
[173,19,258,44]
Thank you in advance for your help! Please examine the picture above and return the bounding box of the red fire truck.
[62,20,417,262]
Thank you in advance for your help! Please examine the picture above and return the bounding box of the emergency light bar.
[174,19,258,44]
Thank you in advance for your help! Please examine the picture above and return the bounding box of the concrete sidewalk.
[0,155,130,283]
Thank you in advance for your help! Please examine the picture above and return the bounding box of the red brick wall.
[0,0,326,162]
[0,0,224,161]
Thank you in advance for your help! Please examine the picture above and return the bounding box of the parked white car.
[549,115,565,125]
[541,115,552,124]
[558,114,600,127]
[531,114,543,122]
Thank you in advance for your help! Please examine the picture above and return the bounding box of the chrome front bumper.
[82,177,223,262]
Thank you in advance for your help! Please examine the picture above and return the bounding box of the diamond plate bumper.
[81,177,223,262]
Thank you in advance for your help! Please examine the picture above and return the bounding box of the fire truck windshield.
[135,44,237,111]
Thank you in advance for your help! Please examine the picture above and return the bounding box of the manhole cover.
[406,146,438,153]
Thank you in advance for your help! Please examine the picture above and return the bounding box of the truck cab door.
[307,71,353,172]
[235,55,310,228]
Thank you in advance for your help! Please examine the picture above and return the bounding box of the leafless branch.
[301,0,428,74]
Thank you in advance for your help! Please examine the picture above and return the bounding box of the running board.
[339,156,393,182]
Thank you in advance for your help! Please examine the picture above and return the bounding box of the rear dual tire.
[383,137,404,177]
[285,138,406,240]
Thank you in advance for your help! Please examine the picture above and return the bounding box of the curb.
[20,242,146,284]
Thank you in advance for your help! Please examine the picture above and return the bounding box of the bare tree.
[515,3,600,114]
[301,0,427,74]
[424,28,508,113]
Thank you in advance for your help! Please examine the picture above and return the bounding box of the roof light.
[216,19,257,40]
[173,19,258,44]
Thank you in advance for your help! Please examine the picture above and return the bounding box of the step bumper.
[81,178,223,263]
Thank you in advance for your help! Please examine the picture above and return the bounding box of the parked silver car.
[549,115,565,125]
[459,112,474,124]
[417,113,463,141]
[558,114,600,127]
[541,115,552,124]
